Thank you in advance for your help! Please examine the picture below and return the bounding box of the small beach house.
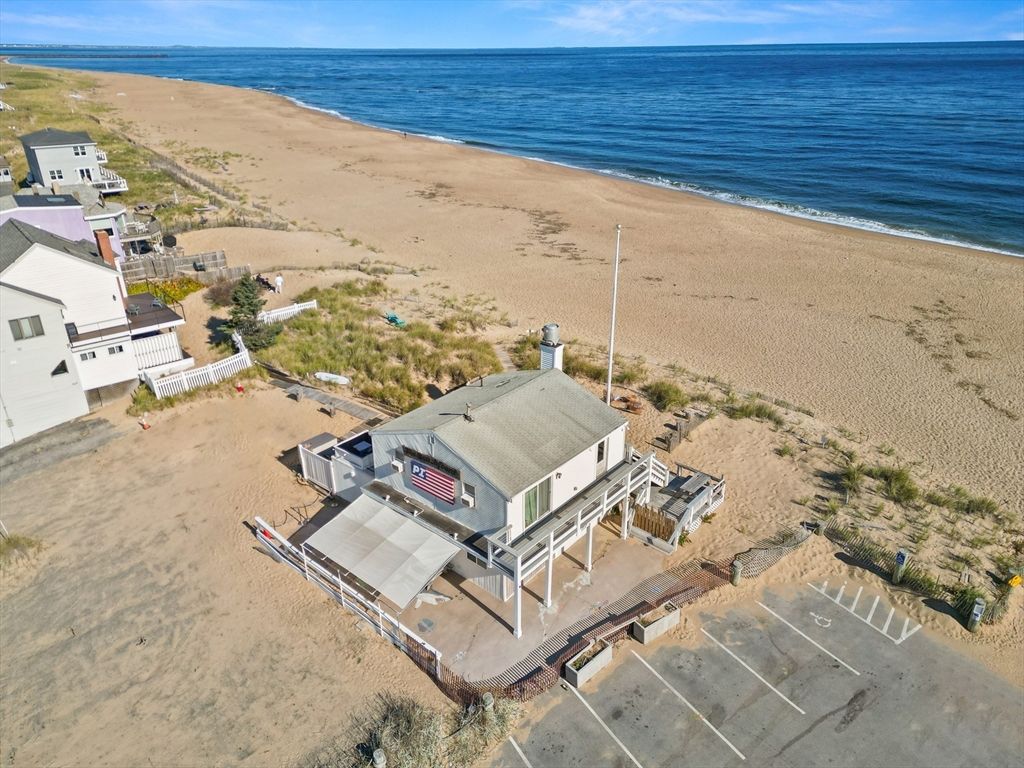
[19,127,128,195]
[293,352,671,638]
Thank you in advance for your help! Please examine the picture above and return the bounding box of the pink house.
[0,191,125,257]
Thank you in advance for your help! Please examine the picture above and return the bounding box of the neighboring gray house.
[19,127,127,195]
[293,365,669,638]
[0,282,89,448]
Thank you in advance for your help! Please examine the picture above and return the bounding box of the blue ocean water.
[4,43,1023,254]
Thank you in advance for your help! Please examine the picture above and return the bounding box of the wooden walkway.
[284,384,381,421]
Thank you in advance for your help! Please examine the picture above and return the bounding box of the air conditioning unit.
[461,492,475,508]
[391,460,403,473]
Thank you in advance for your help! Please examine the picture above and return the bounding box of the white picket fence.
[145,332,251,399]
[258,299,318,325]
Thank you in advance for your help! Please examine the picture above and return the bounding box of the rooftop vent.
[539,323,564,371]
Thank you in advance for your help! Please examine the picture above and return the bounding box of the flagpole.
[606,224,621,406]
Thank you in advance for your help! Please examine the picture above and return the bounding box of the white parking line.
[508,736,533,768]
[568,683,644,768]
[701,628,806,715]
[756,601,860,675]
[631,650,746,760]
[809,581,922,645]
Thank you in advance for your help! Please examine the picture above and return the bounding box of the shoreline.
[7,55,1023,259]
[266,88,1024,260]
[4,63,1022,510]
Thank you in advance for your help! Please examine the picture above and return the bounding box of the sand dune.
[74,69,1022,509]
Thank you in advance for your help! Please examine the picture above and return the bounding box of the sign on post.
[895,550,906,566]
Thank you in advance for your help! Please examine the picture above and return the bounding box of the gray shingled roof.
[0,281,66,306]
[0,219,112,274]
[373,369,627,498]
[18,127,95,149]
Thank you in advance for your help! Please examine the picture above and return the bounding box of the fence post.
[731,559,743,586]
[967,598,986,633]
[892,548,908,585]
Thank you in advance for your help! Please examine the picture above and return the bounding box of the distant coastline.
[5,43,1022,257]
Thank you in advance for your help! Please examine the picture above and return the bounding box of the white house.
[19,127,127,195]
[295,360,670,638]
[0,282,89,448]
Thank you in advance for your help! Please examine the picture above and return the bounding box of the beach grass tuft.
[642,380,690,412]
[727,399,784,427]
[0,534,44,568]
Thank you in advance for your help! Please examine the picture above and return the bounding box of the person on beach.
[275,273,283,294]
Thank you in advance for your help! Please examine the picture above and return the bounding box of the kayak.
[314,372,350,385]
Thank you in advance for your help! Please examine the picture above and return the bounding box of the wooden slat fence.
[632,504,676,542]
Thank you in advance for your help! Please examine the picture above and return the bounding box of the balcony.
[95,148,108,164]
[92,166,128,195]
[118,213,161,243]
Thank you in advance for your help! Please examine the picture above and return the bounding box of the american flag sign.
[410,460,456,504]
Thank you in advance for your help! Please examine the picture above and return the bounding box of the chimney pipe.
[95,231,127,308]
[464,403,475,422]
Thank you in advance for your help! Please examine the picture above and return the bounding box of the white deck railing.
[95,149,108,164]
[257,299,317,324]
[134,331,186,370]
[144,332,251,399]
[254,516,443,674]
[92,166,128,193]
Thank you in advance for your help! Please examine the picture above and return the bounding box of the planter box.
[631,603,680,645]
[564,641,613,688]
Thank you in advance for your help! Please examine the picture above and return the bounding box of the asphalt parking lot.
[491,582,1024,768]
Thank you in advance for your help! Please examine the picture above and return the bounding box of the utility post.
[892,548,908,585]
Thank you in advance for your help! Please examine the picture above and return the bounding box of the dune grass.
[0,534,43,568]
[259,281,502,413]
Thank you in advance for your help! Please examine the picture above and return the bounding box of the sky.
[0,0,1021,49]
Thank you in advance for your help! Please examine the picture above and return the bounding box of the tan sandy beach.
[0,65,1022,766]
[73,69,1022,510]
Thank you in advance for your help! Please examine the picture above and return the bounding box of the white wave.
[593,168,1023,258]
[280,94,349,121]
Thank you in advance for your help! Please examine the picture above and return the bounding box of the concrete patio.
[399,519,669,681]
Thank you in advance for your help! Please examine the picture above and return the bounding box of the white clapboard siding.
[133,331,185,370]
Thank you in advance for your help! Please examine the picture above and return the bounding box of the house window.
[51,360,69,376]
[9,316,44,340]
[77,168,93,182]
[524,476,551,528]
[80,351,97,361]
[49,169,64,181]
[597,440,605,465]
[108,345,124,355]
[73,145,87,156]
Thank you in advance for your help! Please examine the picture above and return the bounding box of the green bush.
[643,381,690,412]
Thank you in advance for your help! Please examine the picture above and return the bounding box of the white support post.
[545,531,555,608]
[302,545,311,582]
[435,648,442,678]
[377,602,385,638]
[513,555,523,638]
[586,522,595,572]
[621,469,633,539]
